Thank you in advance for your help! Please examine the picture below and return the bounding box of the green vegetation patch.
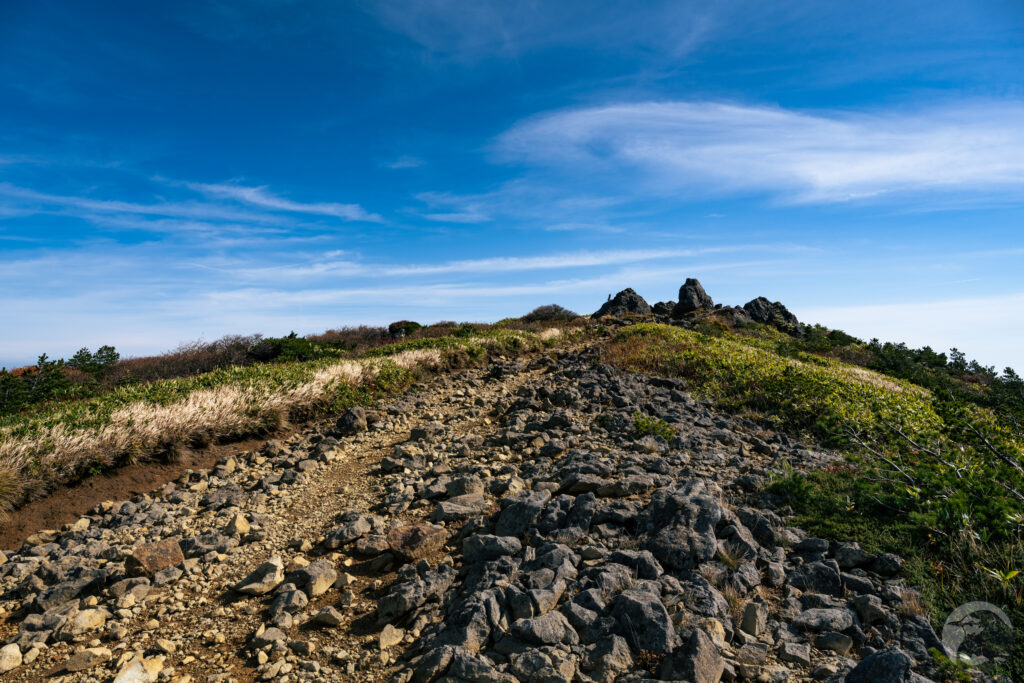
[605,322,1024,676]
[633,412,676,441]
[607,323,939,445]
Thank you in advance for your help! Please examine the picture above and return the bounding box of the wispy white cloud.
[379,246,786,276]
[384,156,425,169]
[0,182,272,224]
[365,0,714,62]
[497,100,1024,204]
[414,191,492,223]
[185,181,383,222]
[190,244,813,283]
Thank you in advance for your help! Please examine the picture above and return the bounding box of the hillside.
[0,281,1021,682]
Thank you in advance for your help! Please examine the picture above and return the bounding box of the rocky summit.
[0,316,949,683]
[599,279,807,339]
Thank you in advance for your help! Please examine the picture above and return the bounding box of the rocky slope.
[0,340,947,682]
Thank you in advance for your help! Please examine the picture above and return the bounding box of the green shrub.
[522,304,580,323]
[633,412,676,440]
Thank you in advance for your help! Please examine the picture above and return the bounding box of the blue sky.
[2,0,1023,370]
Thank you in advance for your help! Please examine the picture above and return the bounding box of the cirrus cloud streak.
[497,100,1024,204]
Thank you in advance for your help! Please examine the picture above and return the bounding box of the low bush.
[633,412,676,440]
[522,304,580,323]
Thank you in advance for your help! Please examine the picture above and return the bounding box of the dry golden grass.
[0,332,559,517]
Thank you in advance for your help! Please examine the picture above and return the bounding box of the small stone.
[113,654,165,682]
[846,648,913,682]
[335,572,357,587]
[290,559,337,597]
[225,514,250,537]
[815,631,853,655]
[286,556,310,573]
[314,607,345,627]
[336,407,368,435]
[379,624,404,649]
[735,642,769,665]
[64,646,112,672]
[250,627,287,649]
[740,601,768,637]
[794,607,854,632]
[67,608,108,636]
[234,557,285,595]
[0,643,21,674]
[778,641,811,666]
[155,638,176,654]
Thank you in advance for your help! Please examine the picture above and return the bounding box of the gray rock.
[463,535,522,563]
[448,652,518,683]
[289,559,337,597]
[250,627,287,649]
[740,601,768,637]
[872,553,904,576]
[607,550,663,579]
[743,297,802,335]
[852,594,889,625]
[336,406,367,435]
[593,288,652,318]
[661,628,723,683]
[778,640,811,665]
[234,557,285,595]
[324,516,372,549]
[846,648,914,683]
[793,607,854,632]
[510,611,579,645]
[815,631,853,655]
[832,541,871,569]
[268,588,308,619]
[180,532,237,558]
[496,490,551,537]
[0,644,21,674]
[673,278,714,317]
[611,588,676,653]
[790,560,843,596]
[735,642,769,665]
[313,607,344,627]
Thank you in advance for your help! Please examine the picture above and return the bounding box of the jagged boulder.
[743,297,803,336]
[593,288,651,318]
[672,278,713,317]
[652,301,674,316]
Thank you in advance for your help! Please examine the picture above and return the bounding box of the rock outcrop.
[744,296,803,336]
[592,288,651,318]
[671,278,714,317]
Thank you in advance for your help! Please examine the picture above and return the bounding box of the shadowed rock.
[672,278,713,317]
[592,288,651,318]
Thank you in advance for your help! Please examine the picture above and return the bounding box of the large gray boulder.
[593,288,652,318]
[672,278,713,317]
[743,296,803,336]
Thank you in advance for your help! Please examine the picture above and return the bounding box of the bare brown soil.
[0,435,288,551]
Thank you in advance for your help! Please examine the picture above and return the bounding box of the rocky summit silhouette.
[597,278,805,338]
[592,287,652,318]
[672,277,715,317]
